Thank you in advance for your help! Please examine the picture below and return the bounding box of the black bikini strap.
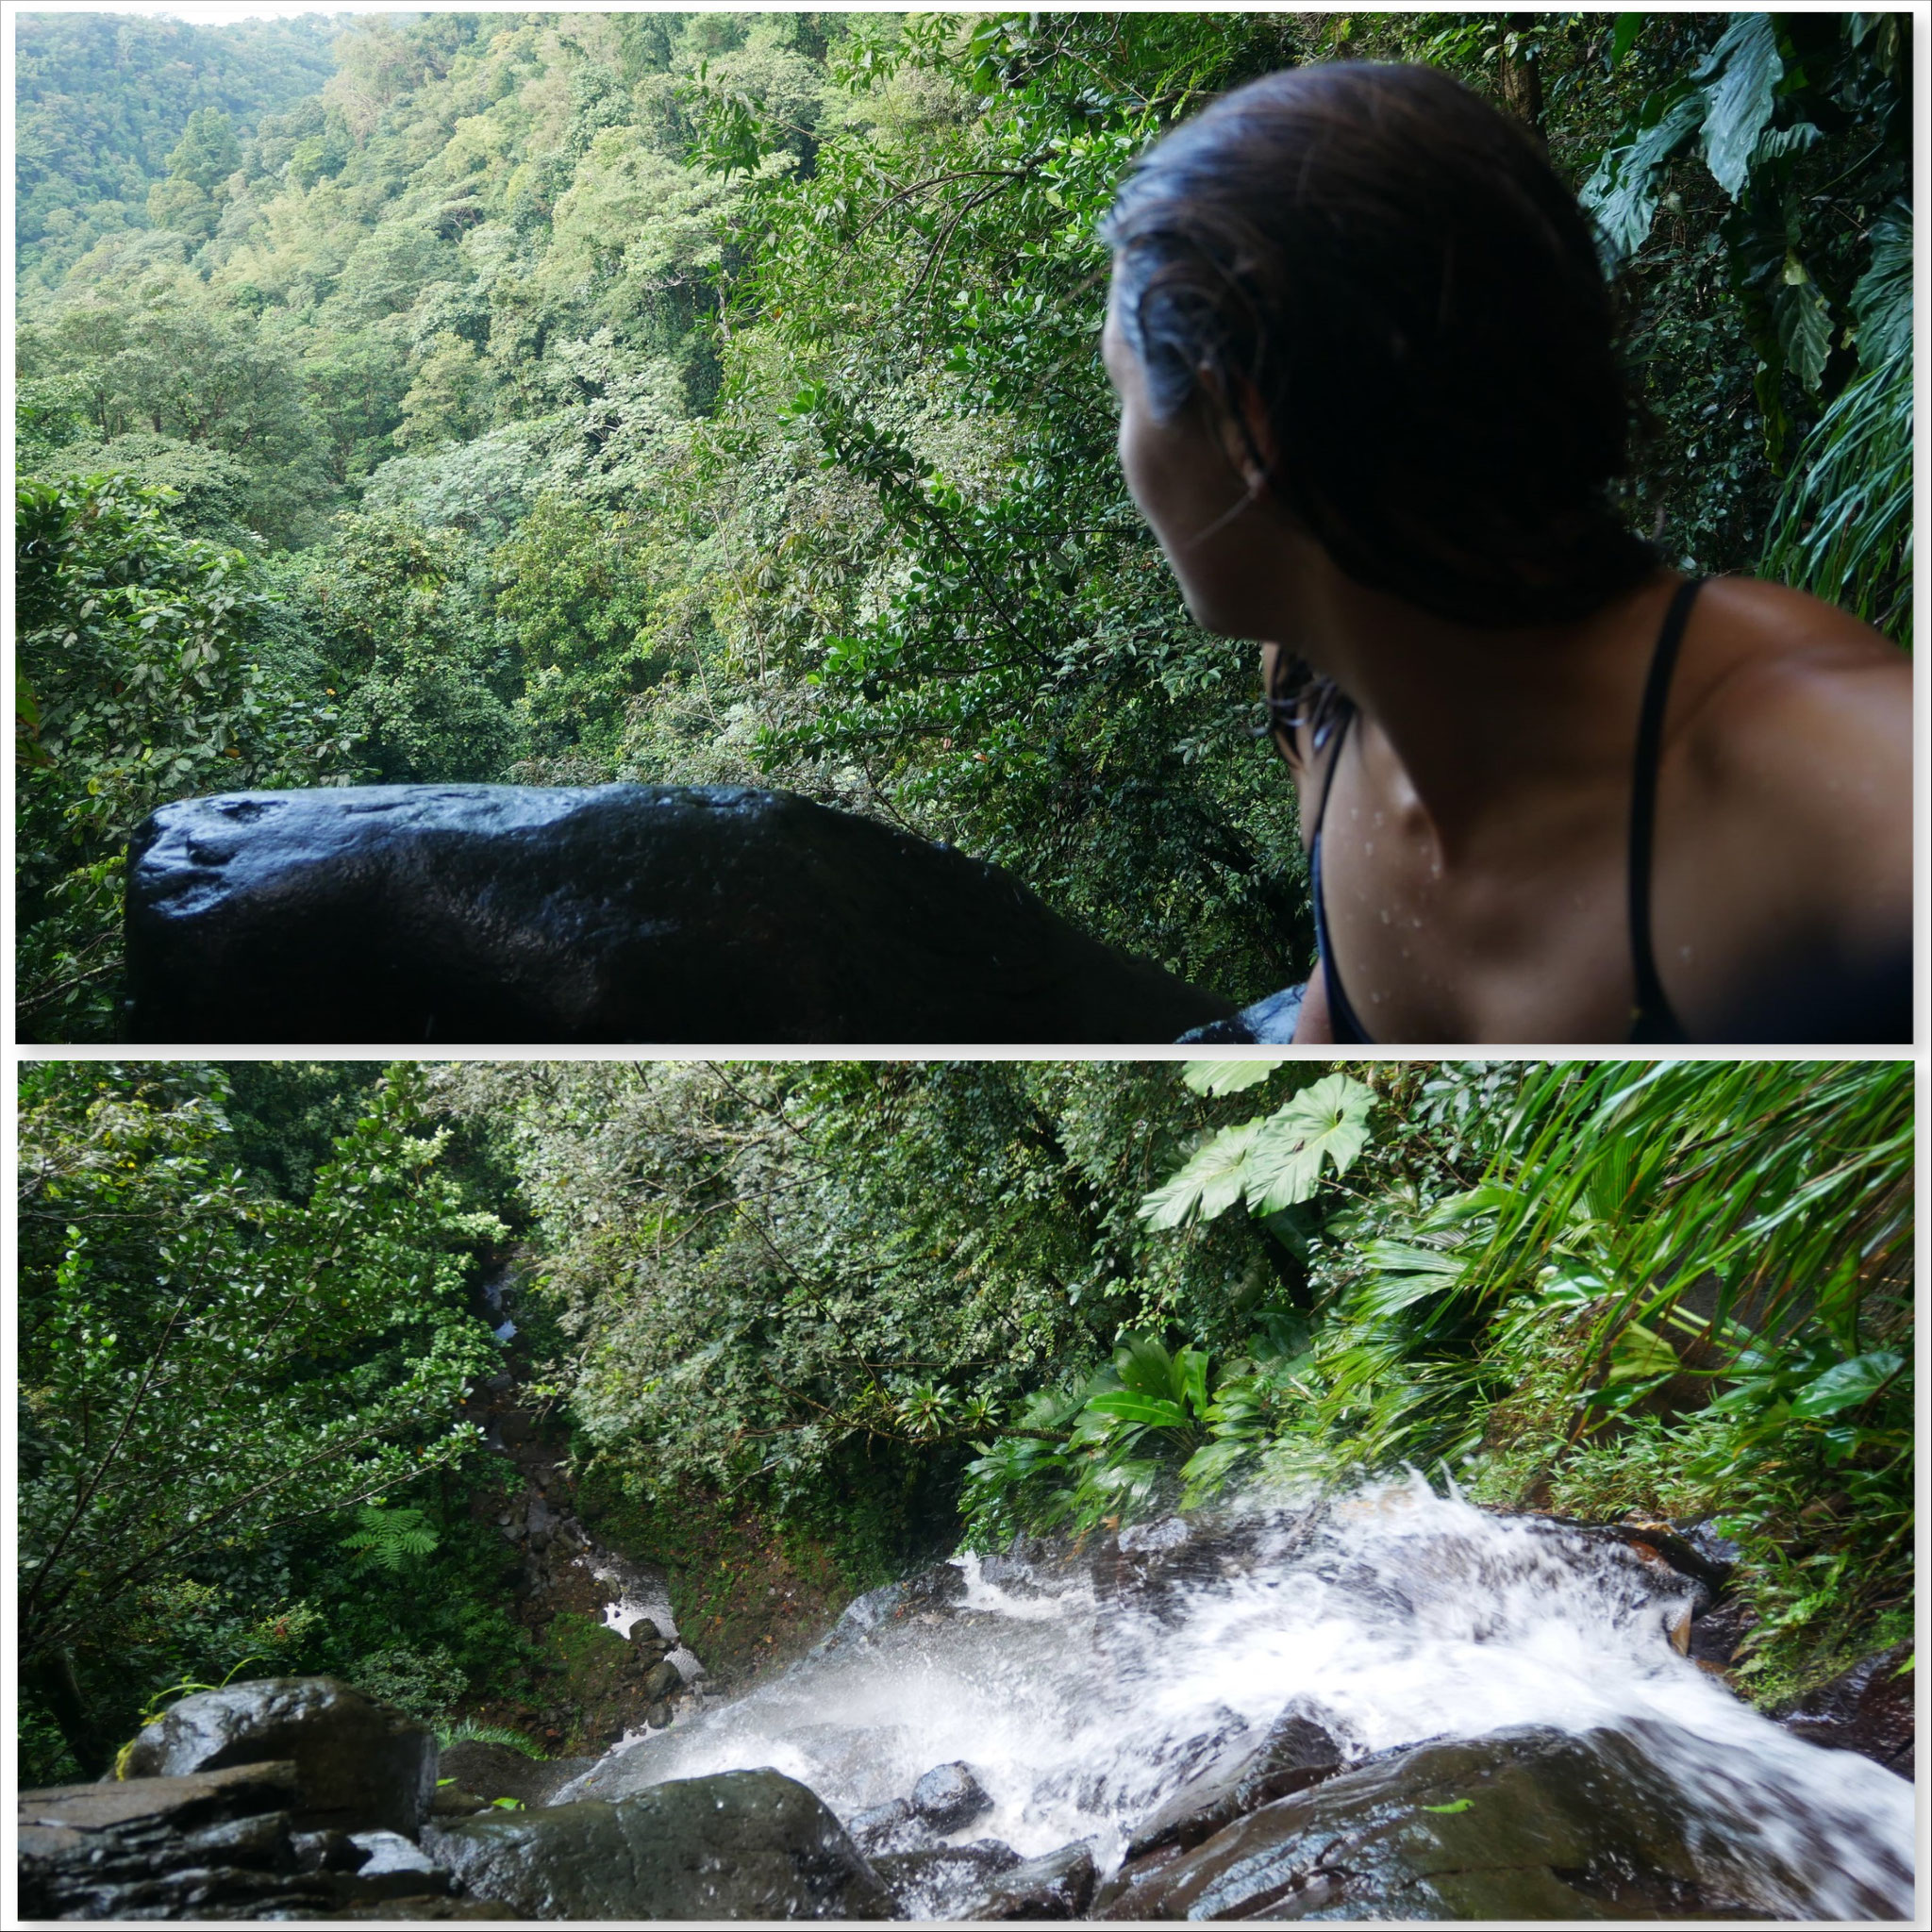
[1628,577,1703,1031]
[1311,707,1354,840]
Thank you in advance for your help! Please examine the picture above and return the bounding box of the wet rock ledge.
[124,784,1233,1044]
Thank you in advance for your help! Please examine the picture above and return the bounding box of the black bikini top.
[1312,577,1704,1045]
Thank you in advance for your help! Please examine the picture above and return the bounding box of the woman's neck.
[1283,547,1680,858]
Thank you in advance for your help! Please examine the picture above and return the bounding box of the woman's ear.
[1200,366,1277,493]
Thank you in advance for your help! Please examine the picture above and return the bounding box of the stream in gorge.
[453,1266,1913,1919]
[548,1478,1914,1919]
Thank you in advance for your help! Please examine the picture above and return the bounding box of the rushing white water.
[561,1478,1916,1919]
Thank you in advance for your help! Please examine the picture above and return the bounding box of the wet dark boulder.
[1094,1722,1909,1922]
[117,1678,438,1837]
[909,1759,992,1833]
[872,1839,1020,1917]
[17,1765,504,1921]
[967,1840,1099,1920]
[124,784,1234,1044]
[420,1768,893,1919]
[1123,1702,1349,1862]
[1773,1642,1914,1780]
[435,1741,597,1810]
[847,1795,938,1857]
[19,1764,321,1921]
[641,1658,684,1701]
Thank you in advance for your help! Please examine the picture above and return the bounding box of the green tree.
[15,474,358,1041]
[292,508,523,782]
[17,1063,505,1774]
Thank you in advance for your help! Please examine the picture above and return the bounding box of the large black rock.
[420,1769,893,1919]
[124,784,1234,1043]
[17,1763,507,1920]
[118,1677,438,1837]
[1094,1721,1913,1922]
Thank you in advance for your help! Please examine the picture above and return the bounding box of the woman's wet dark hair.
[1104,62,1655,633]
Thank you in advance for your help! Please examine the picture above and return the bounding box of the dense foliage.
[15,1057,1913,1779]
[16,1063,521,1782]
[14,10,1913,1037]
[436,1054,1913,1709]
[16,475,358,1037]
[16,8,339,288]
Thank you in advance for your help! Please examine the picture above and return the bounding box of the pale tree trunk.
[1501,13,1543,139]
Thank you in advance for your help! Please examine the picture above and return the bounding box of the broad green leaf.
[1606,1322,1677,1384]
[1246,1074,1375,1214]
[1421,1799,1474,1815]
[1753,121,1822,167]
[1115,1332,1177,1400]
[1175,1345,1210,1420]
[1580,86,1703,268]
[1774,258,1833,392]
[1182,1058,1284,1095]
[1085,1390,1189,1429]
[1609,13,1644,67]
[1696,13,1782,200]
[1138,1120,1260,1227]
[1789,1351,1902,1419]
[1850,202,1911,371]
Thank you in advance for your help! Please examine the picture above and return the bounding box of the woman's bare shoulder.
[1678,577,1908,803]
[1689,575,1907,684]
[1667,576,1909,1030]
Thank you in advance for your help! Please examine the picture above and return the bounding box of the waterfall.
[558,1476,1914,1919]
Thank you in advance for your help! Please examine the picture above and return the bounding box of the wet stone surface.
[118,1679,438,1837]
[1773,1641,1915,1780]
[1095,1720,1910,1923]
[125,783,1232,1044]
[908,1759,992,1833]
[420,1768,893,1921]
[16,1762,505,1922]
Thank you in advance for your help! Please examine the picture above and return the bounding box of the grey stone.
[642,1657,683,1700]
[17,1765,327,1921]
[969,1839,1099,1920]
[125,784,1235,1044]
[909,1759,992,1833]
[1124,1701,1348,1860]
[1094,1722,1910,1922]
[420,1769,893,1919]
[434,1741,589,1809]
[848,1795,937,1857]
[1773,1642,1915,1780]
[119,1676,438,1836]
[348,1829,443,1878]
[872,1839,1021,1918]
[291,1829,372,1874]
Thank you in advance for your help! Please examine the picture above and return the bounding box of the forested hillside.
[15,12,1912,1037]
[20,1058,1912,1795]
[16,8,342,288]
